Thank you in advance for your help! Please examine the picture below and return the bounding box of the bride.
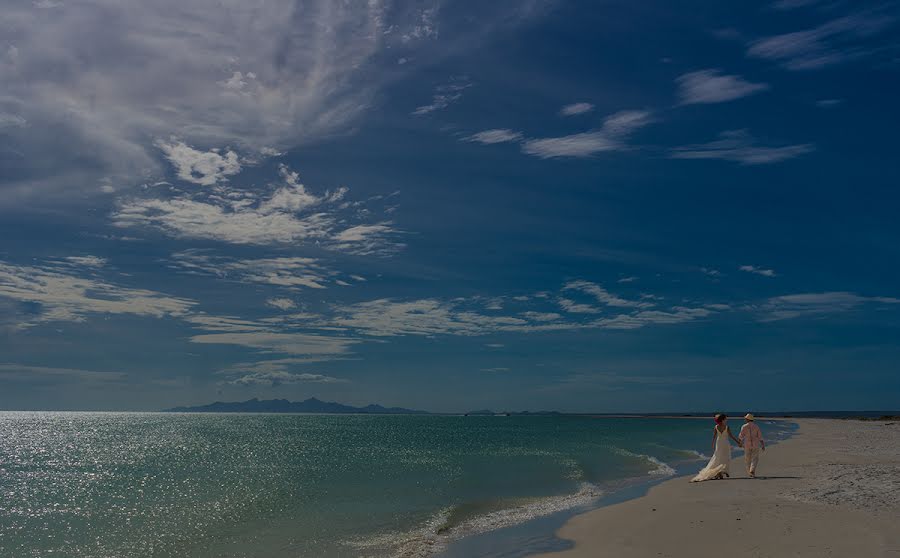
[691,414,742,482]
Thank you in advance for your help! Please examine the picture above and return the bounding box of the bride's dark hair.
[714,413,727,424]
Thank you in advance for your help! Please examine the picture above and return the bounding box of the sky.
[1,0,899,412]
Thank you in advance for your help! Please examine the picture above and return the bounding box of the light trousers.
[744,447,761,474]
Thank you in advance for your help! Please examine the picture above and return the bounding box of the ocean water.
[0,413,794,557]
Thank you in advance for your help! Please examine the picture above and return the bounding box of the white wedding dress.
[691,426,732,482]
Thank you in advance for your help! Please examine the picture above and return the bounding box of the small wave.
[644,455,676,476]
[343,483,602,558]
[613,448,676,477]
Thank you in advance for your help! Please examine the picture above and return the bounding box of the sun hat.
[744,413,755,421]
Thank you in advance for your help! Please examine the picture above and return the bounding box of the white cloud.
[156,140,241,186]
[113,164,401,254]
[61,256,107,268]
[0,260,195,326]
[676,69,768,104]
[190,331,358,356]
[464,129,523,144]
[739,265,777,277]
[747,14,894,70]
[226,370,346,386]
[592,307,714,330]
[331,224,401,256]
[1,1,544,204]
[559,102,594,116]
[170,251,337,289]
[563,280,652,308]
[412,78,472,116]
[758,292,900,321]
[522,110,653,159]
[217,357,349,386]
[617,276,637,283]
[670,130,813,165]
[0,0,391,202]
[522,132,619,159]
[113,196,330,244]
[557,298,602,314]
[266,298,297,311]
[521,311,561,322]
[326,298,530,337]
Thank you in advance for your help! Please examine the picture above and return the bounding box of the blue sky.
[2,0,899,412]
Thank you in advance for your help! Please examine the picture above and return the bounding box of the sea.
[0,412,795,558]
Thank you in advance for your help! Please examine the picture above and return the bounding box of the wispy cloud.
[521,110,654,159]
[319,281,714,338]
[0,0,392,201]
[60,256,107,268]
[564,280,652,308]
[190,330,359,357]
[591,307,714,330]
[412,78,472,116]
[676,69,768,105]
[220,360,348,386]
[0,364,128,383]
[557,298,602,314]
[771,0,819,10]
[464,129,523,144]
[740,265,777,277]
[559,102,595,116]
[758,292,900,321]
[1,1,543,203]
[266,298,297,311]
[170,251,338,289]
[113,164,402,254]
[816,99,842,108]
[747,14,894,70]
[670,130,813,165]
[0,260,194,326]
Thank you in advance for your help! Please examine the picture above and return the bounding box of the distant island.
[163,397,429,415]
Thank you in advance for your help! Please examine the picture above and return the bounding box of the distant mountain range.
[161,400,898,418]
[163,397,429,415]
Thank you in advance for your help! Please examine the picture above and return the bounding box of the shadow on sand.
[726,476,801,480]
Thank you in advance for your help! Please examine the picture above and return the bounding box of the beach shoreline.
[437,419,796,558]
[531,418,900,558]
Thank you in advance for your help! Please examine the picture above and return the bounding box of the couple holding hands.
[691,413,766,482]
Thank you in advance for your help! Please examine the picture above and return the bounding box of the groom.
[738,413,766,478]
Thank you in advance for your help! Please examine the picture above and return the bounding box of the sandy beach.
[536,419,900,558]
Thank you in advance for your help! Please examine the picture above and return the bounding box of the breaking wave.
[343,482,603,558]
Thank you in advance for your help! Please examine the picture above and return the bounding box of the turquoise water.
[0,413,793,557]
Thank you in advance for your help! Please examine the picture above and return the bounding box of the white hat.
[744,413,755,421]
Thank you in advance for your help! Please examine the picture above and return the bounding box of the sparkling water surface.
[0,413,793,557]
